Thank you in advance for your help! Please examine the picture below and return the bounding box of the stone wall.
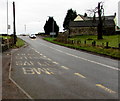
[69,27,97,36]
[69,26,115,36]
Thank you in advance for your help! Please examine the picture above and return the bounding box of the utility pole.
[24,24,26,34]
[6,0,10,48]
[7,0,8,35]
[13,1,17,44]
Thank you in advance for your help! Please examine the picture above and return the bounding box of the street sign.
[50,32,56,36]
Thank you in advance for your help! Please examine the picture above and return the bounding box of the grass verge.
[12,38,25,48]
[70,35,120,48]
[44,37,120,59]
[0,35,12,39]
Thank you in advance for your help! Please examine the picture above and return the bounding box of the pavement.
[2,49,28,100]
[8,36,119,99]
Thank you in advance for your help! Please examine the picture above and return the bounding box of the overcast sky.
[0,0,119,34]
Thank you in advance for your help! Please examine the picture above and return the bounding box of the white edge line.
[9,50,33,100]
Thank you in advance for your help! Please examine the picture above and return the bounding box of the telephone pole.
[24,24,26,34]
[13,1,17,44]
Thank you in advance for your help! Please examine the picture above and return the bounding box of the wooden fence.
[56,35,120,49]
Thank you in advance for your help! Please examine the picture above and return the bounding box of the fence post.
[119,43,120,49]
[106,42,109,48]
[72,40,73,44]
[102,43,104,47]
[92,41,96,46]
[84,40,86,44]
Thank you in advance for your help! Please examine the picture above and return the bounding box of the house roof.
[70,14,116,28]
[69,20,115,27]
[95,15,115,20]
[74,15,84,21]
[74,14,91,21]
[75,14,116,21]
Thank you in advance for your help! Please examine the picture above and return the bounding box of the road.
[10,36,119,99]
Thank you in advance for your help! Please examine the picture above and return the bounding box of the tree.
[84,13,87,17]
[87,2,104,40]
[44,17,59,37]
[63,9,77,30]
[97,2,103,39]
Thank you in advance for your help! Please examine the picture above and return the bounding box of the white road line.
[38,43,119,71]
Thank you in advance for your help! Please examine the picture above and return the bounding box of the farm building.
[69,13,116,36]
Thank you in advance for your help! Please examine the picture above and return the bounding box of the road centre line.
[38,43,119,71]
[96,84,116,94]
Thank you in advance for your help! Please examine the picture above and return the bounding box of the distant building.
[69,14,116,36]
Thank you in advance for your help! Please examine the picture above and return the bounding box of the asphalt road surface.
[10,36,119,99]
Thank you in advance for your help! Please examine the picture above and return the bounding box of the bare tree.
[87,2,104,40]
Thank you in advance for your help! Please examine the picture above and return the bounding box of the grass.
[0,35,12,39]
[70,35,120,48]
[12,38,25,48]
[44,36,120,59]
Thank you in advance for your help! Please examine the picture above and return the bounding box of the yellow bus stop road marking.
[52,62,59,65]
[74,73,86,78]
[61,66,69,70]
[96,84,116,94]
